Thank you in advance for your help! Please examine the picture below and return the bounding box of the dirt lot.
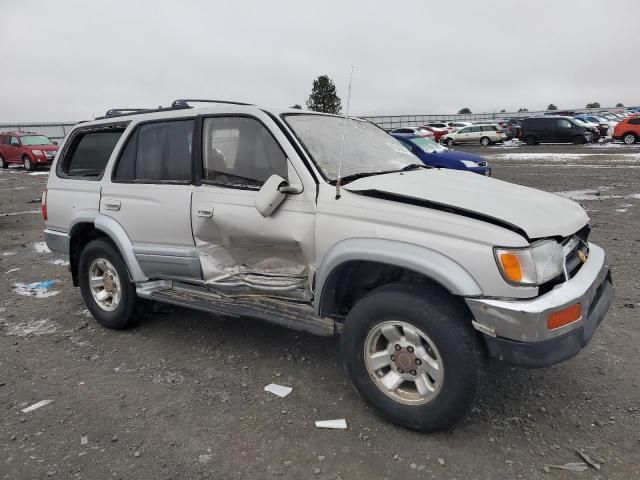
[1,143,639,480]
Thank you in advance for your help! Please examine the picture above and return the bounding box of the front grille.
[538,225,591,295]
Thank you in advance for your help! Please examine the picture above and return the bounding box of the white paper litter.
[315,419,347,429]
[81,435,88,445]
[21,399,53,413]
[264,383,292,398]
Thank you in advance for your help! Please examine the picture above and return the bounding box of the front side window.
[19,135,54,146]
[202,116,287,188]
[470,126,482,133]
[284,114,415,182]
[114,120,193,182]
[59,129,124,178]
[458,127,470,134]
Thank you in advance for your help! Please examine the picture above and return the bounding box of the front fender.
[313,238,483,316]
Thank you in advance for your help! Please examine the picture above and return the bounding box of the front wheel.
[525,135,537,146]
[78,238,139,329]
[480,136,491,146]
[22,155,34,171]
[573,135,586,145]
[623,133,637,145]
[446,138,455,147]
[341,283,487,432]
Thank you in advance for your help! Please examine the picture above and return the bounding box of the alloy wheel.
[88,258,122,311]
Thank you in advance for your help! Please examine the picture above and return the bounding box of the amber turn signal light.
[499,252,523,282]
[547,304,581,330]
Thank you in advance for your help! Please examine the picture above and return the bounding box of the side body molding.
[313,238,483,316]
[94,214,148,283]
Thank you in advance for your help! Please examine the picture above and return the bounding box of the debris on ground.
[576,450,602,470]
[315,419,347,429]
[264,383,293,398]
[545,462,588,472]
[21,399,53,413]
[12,280,58,298]
[80,435,88,446]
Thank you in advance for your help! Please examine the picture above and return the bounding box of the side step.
[137,281,336,336]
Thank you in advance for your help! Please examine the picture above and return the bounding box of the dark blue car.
[392,134,492,176]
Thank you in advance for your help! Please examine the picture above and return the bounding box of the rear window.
[58,127,125,179]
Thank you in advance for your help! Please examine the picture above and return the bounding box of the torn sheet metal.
[197,241,312,302]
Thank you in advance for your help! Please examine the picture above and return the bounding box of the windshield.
[284,114,416,181]
[407,136,447,154]
[19,135,54,146]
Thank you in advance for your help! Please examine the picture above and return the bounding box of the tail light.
[41,188,48,221]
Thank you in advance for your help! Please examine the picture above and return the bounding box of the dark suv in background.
[0,132,58,170]
[519,116,593,145]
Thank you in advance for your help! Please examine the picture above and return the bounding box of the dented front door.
[191,114,316,302]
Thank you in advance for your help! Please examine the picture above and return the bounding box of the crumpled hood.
[343,169,588,239]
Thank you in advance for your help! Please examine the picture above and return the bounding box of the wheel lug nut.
[407,346,414,353]
[390,355,395,361]
[394,344,401,351]
[410,370,417,376]
[415,359,422,366]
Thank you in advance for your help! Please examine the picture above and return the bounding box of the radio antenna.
[335,66,354,200]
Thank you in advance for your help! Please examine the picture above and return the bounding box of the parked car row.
[0,131,59,170]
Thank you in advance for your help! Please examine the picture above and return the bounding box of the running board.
[136,281,335,336]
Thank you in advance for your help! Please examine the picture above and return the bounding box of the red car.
[0,131,59,171]
[612,117,640,144]
[420,125,448,141]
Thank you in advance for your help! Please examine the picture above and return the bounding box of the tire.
[0,154,7,169]
[525,135,537,146]
[480,136,491,146]
[341,283,487,432]
[573,135,586,145]
[623,133,637,145]
[446,138,455,147]
[78,238,139,329]
[22,155,34,171]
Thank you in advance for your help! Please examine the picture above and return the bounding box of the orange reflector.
[499,252,522,282]
[547,304,581,330]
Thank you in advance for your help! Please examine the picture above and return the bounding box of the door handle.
[196,208,214,218]
[104,199,121,211]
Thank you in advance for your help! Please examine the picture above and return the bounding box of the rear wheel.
[573,135,586,145]
[0,154,7,169]
[480,136,491,146]
[623,133,637,145]
[341,283,487,432]
[525,135,537,146]
[79,238,139,329]
[22,155,34,171]
[446,138,455,147]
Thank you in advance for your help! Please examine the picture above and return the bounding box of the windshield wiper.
[335,164,427,185]
[400,163,426,171]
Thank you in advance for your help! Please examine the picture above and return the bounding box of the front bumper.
[466,243,613,368]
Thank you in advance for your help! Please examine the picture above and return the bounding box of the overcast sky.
[1,0,638,122]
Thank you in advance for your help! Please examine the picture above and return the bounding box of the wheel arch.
[314,239,483,318]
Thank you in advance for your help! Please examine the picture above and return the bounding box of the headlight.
[494,240,565,285]
[32,150,44,156]
[460,160,479,168]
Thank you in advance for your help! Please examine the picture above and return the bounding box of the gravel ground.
[1,144,639,479]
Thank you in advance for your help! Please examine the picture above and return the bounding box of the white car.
[441,124,508,146]
[43,99,613,432]
[390,127,434,138]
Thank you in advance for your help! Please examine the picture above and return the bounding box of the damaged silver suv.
[43,99,613,431]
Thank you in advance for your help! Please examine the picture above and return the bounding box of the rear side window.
[58,128,125,179]
[481,126,496,132]
[114,120,194,183]
[629,118,640,125]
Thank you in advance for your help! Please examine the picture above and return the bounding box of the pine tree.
[306,75,342,114]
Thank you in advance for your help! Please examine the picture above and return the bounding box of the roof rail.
[171,99,253,107]
[96,105,190,120]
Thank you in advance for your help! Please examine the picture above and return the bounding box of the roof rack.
[96,99,253,120]
[171,99,254,107]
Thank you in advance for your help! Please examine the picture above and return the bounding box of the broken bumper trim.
[466,243,613,368]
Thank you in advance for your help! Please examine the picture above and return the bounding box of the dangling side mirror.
[254,174,301,217]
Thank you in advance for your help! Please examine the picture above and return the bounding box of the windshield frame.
[281,112,417,184]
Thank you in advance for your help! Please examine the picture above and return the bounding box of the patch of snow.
[554,190,622,201]
[152,371,185,385]
[0,210,40,217]
[2,252,16,256]
[13,281,59,298]
[626,193,640,200]
[34,241,52,253]
[28,172,50,176]
[5,268,20,274]
[1,319,58,336]
[615,209,627,213]
[490,152,640,161]
[50,258,70,266]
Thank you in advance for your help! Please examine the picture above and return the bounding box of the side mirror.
[254,174,301,217]
[11,142,19,147]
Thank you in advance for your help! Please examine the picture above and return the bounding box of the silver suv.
[43,99,613,432]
